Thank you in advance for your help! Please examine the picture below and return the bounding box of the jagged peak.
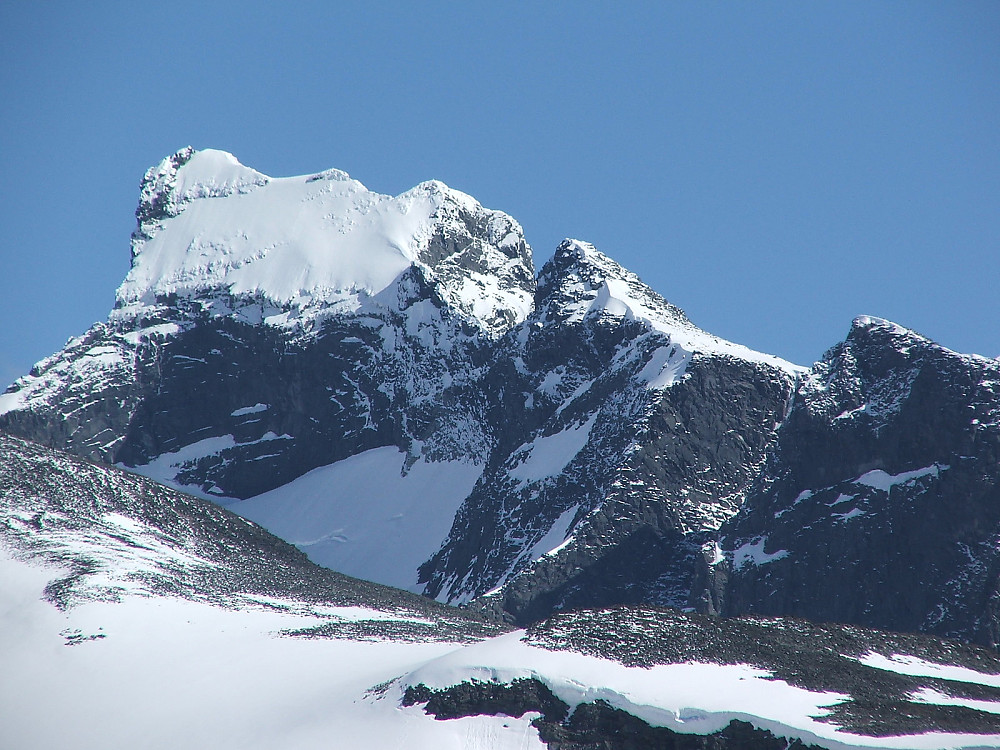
[408,178,477,206]
[808,315,995,407]
[533,239,804,375]
[541,238,640,284]
[849,315,927,340]
[840,315,957,361]
[535,238,688,329]
[831,316,1000,368]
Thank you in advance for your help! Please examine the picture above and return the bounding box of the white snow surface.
[854,464,948,492]
[4,549,1000,750]
[127,434,238,494]
[854,652,1000,689]
[528,504,581,561]
[233,447,483,592]
[122,150,422,306]
[508,414,598,486]
[0,550,544,750]
[116,149,532,336]
[732,537,790,569]
[910,688,1000,716]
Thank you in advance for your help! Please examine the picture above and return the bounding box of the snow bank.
[234,447,483,592]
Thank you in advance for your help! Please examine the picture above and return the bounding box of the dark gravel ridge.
[525,606,1000,736]
[403,678,824,749]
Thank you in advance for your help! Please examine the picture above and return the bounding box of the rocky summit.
[3,149,1000,656]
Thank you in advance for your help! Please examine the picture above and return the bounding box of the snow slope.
[233,447,483,592]
[5,548,999,750]
[0,551,543,750]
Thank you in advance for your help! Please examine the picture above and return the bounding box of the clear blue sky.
[2,2,998,386]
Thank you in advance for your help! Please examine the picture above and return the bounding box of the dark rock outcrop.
[719,317,1000,646]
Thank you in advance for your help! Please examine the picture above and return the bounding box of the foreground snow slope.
[6,550,1000,750]
[0,553,543,750]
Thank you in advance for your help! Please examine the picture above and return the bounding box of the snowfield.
[233,447,483,592]
[4,548,1000,750]
[0,551,543,750]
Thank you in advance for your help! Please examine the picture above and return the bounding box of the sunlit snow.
[234,447,483,592]
[854,464,948,492]
[508,414,597,487]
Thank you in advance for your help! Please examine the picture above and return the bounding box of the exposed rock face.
[719,317,1000,646]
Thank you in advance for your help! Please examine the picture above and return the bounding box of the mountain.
[3,148,1000,651]
[417,238,803,623]
[5,434,1000,750]
[717,316,1000,646]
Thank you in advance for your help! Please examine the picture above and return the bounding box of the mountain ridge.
[3,149,998,650]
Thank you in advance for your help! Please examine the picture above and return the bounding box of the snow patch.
[127,435,237,491]
[508,414,598,486]
[853,652,1000,689]
[732,538,789,570]
[529,505,580,562]
[635,344,692,389]
[231,403,269,417]
[853,465,948,492]
[234,447,483,592]
[909,688,1000,716]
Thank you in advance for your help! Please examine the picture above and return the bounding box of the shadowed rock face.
[718,318,1000,646]
[417,242,798,619]
[459,352,795,626]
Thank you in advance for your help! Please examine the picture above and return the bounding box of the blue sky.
[1,2,998,385]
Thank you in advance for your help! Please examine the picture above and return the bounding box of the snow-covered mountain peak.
[165,148,271,200]
[403,178,478,209]
[116,150,535,338]
[534,239,803,375]
[133,148,270,247]
[535,238,688,327]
